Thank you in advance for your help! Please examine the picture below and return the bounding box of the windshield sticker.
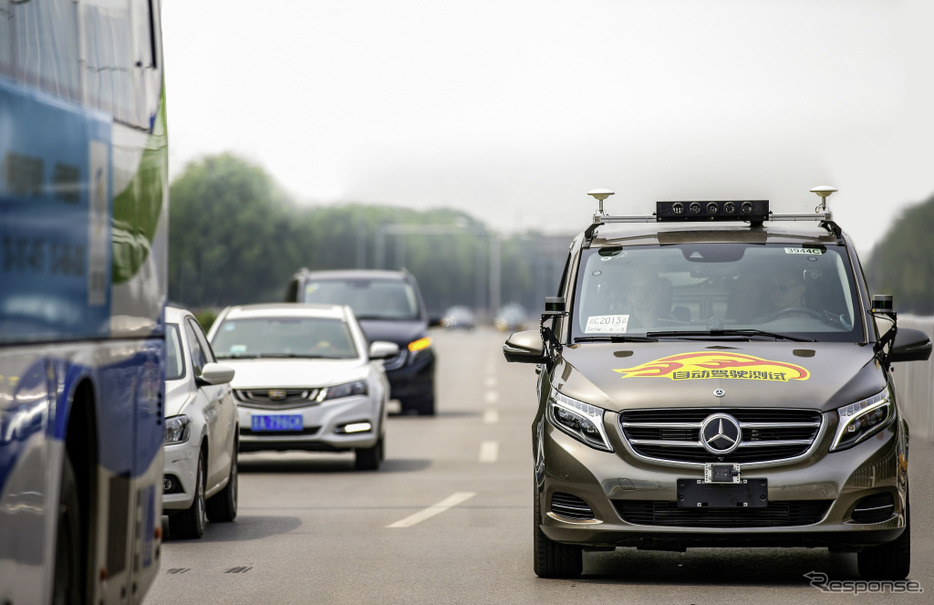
[614,352,810,382]
[586,314,629,334]
[785,247,824,255]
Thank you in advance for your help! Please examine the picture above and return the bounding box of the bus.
[0,1,168,602]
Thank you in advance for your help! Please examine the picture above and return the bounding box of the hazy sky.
[163,0,934,254]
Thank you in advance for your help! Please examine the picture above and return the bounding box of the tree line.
[865,191,934,316]
[168,153,567,318]
[169,153,934,319]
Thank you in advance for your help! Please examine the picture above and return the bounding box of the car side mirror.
[197,362,235,386]
[369,341,400,360]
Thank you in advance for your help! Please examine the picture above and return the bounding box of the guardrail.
[895,315,934,442]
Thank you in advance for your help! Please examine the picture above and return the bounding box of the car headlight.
[318,380,368,402]
[547,389,612,452]
[164,415,191,444]
[830,388,894,452]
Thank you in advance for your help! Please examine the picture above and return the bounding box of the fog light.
[163,476,175,492]
[341,422,372,434]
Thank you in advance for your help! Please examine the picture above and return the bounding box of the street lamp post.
[375,223,501,317]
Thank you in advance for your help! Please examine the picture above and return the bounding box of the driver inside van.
[621,269,672,329]
[767,269,807,314]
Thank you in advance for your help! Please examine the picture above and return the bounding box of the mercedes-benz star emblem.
[700,413,742,455]
[713,388,726,398]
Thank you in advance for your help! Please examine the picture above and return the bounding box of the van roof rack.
[583,186,841,241]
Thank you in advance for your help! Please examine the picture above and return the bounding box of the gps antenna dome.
[587,188,615,215]
[810,185,837,213]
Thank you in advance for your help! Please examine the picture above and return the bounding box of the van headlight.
[547,389,612,452]
[830,388,894,452]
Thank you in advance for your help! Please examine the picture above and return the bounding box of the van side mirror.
[891,328,933,363]
[503,330,546,364]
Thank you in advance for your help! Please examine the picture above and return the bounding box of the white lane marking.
[387,492,477,528]
[485,376,497,389]
[479,441,498,463]
[483,409,499,424]
[484,390,499,404]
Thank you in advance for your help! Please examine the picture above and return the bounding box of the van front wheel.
[857,492,910,580]
[533,487,582,578]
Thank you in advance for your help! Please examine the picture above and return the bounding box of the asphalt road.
[145,327,934,605]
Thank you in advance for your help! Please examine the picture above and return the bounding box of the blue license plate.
[251,414,303,432]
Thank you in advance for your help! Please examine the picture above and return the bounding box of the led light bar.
[656,200,770,222]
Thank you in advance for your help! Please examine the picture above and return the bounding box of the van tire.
[857,491,910,580]
[533,487,583,578]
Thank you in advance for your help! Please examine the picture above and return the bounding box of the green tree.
[168,153,569,316]
[169,153,301,307]
[865,191,934,315]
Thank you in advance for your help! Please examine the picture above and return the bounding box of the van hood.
[553,341,886,413]
[221,358,367,389]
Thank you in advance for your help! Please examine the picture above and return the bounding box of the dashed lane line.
[386,492,477,528]
[479,440,498,463]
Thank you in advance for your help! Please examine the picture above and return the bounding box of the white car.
[163,306,238,539]
[207,303,398,470]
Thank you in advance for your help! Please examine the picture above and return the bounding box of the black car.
[285,269,436,415]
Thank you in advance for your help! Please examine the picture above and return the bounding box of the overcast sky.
[162,0,934,254]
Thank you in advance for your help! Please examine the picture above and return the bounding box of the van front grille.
[619,408,822,464]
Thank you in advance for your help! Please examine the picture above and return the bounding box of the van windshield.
[300,279,421,321]
[572,243,862,342]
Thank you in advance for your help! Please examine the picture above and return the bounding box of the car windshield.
[165,323,184,380]
[572,243,862,342]
[211,317,358,359]
[299,279,420,321]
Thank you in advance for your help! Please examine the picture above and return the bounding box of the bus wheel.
[53,456,82,604]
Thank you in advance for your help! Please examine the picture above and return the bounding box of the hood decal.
[614,351,810,382]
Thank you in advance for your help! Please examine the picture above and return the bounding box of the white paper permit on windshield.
[585,314,630,334]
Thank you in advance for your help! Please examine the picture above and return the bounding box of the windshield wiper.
[644,329,814,342]
[574,335,658,343]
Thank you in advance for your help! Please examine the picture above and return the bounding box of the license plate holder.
[251,414,303,432]
[677,477,768,508]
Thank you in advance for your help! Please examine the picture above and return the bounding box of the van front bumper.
[536,419,907,551]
